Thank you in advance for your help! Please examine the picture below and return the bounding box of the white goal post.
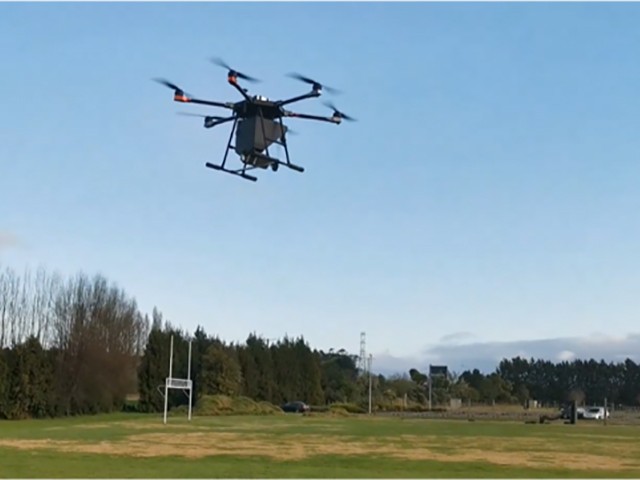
[161,334,193,424]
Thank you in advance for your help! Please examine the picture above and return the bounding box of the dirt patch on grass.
[389,434,637,470]
[206,421,339,431]
[108,419,344,433]
[108,421,211,431]
[0,431,637,472]
[391,445,628,471]
[563,432,638,441]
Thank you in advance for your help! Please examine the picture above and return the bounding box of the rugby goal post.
[161,334,193,424]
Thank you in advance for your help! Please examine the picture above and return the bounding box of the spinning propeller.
[154,78,186,94]
[323,101,356,122]
[153,78,192,102]
[287,73,341,94]
[211,57,260,83]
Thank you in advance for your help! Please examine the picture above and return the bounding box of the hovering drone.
[155,58,355,182]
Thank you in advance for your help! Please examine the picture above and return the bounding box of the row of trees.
[0,266,149,419]
[135,317,640,412]
[494,356,640,407]
[1,265,639,420]
[136,311,363,412]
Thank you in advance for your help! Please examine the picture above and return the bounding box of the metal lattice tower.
[358,331,367,374]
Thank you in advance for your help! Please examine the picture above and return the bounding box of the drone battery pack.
[235,117,286,154]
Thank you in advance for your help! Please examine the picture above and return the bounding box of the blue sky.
[2,2,640,374]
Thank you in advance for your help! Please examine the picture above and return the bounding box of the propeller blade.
[177,112,224,120]
[287,73,341,94]
[323,101,356,121]
[210,57,260,83]
[211,57,232,71]
[153,78,184,93]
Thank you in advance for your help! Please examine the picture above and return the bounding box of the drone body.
[155,59,354,182]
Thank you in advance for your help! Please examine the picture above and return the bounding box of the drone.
[155,58,355,182]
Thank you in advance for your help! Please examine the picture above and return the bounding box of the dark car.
[560,403,586,420]
[281,401,310,413]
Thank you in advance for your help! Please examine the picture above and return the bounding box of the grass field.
[1,412,640,478]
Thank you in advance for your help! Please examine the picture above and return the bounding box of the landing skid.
[205,162,258,182]
[205,157,304,182]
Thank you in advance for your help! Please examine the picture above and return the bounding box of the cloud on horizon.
[439,331,478,344]
[373,333,640,377]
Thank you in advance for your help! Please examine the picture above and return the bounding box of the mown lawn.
[1,412,639,478]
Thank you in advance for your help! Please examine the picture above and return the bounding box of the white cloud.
[557,350,576,362]
[371,352,422,377]
[372,333,640,376]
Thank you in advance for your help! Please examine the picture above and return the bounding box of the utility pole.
[187,339,192,421]
[163,335,173,425]
[368,354,373,415]
[359,332,367,374]
[428,364,432,410]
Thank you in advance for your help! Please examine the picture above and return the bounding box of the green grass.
[1,412,639,478]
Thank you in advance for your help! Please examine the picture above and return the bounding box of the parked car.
[281,401,310,413]
[560,404,586,419]
[583,406,610,420]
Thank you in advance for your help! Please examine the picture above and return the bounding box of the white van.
[583,406,610,420]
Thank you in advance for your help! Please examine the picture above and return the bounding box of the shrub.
[329,402,366,414]
[171,395,283,416]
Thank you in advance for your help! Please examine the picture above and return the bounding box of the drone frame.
[157,64,352,182]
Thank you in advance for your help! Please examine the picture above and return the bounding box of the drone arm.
[227,76,252,102]
[276,90,321,108]
[171,92,234,110]
[189,99,235,110]
[283,111,340,124]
